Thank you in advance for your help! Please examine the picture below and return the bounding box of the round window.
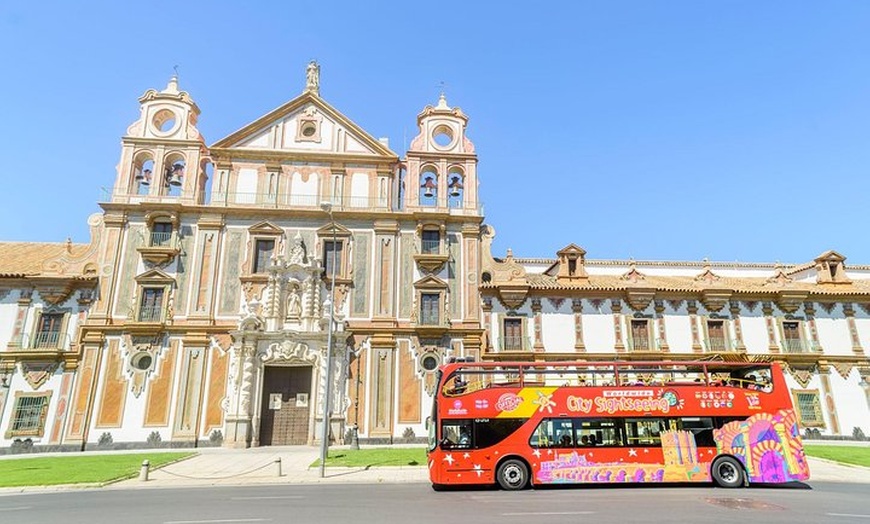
[131,352,153,371]
[432,125,454,148]
[301,123,317,137]
[152,109,177,134]
[421,354,439,372]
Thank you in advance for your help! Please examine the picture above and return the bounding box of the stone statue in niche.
[289,232,306,265]
[287,285,302,319]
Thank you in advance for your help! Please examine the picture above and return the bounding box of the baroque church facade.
[0,65,867,452]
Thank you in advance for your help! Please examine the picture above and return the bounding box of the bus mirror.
[425,416,431,430]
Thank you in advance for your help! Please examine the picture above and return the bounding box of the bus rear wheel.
[712,456,746,488]
[496,459,529,490]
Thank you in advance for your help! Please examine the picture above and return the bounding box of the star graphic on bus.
[628,448,638,457]
[473,464,483,477]
[532,391,556,413]
[532,449,541,458]
[463,453,471,459]
[443,454,455,465]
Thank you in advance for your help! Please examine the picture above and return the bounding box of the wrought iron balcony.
[137,305,164,323]
[629,337,653,352]
[102,188,484,216]
[500,336,528,351]
[421,239,441,254]
[150,231,172,247]
[705,338,730,351]
[781,339,808,354]
[10,332,71,350]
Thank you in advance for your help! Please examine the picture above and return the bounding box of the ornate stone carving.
[21,361,59,390]
[261,340,319,364]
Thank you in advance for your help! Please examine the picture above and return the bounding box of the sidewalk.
[2,445,870,493]
[114,445,429,489]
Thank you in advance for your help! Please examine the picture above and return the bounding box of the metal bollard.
[139,459,150,482]
[275,457,283,477]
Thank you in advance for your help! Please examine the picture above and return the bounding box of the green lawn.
[313,447,427,468]
[0,452,195,487]
[804,445,870,468]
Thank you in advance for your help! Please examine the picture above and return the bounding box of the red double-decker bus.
[427,360,809,490]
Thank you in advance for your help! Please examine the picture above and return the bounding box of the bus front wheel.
[712,456,746,488]
[496,459,529,490]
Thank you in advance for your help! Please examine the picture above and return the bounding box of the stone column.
[654,299,669,352]
[572,299,586,352]
[612,299,625,353]
[532,298,544,352]
[817,362,841,435]
[762,301,780,353]
[804,302,823,352]
[843,303,864,355]
[730,301,746,352]
[223,342,256,448]
[687,300,702,353]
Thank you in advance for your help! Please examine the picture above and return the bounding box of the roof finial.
[305,60,321,96]
[164,65,180,93]
[436,80,449,108]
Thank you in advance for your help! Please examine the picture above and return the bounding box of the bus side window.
[681,417,715,447]
[530,419,556,448]
[441,420,472,450]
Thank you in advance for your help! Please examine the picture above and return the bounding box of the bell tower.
[404,94,479,213]
[112,75,208,203]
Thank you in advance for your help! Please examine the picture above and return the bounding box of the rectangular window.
[630,319,651,351]
[421,230,440,254]
[8,394,51,437]
[139,288,165,322]
[794,390,824,427]
[34,312,64,348]
[624,417,668,446]
[253,239,275,274]
[706,320,728,351]
[420,293,440,325]
[530,418,575,448]
[782,321,804,353]
[574,418,622,447]
[323,240,343,278]
[151,222,173,247]
[680,417,716,447]
[502,318,524,350]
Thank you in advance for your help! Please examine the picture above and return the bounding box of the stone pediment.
[249,221,284,235]
[134,268,174,284]
[413,274,448,290]
[210,92,396,158]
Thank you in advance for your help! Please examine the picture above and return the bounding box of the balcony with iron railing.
[420,239,441,254]
[705,338,731,351]
[150,231,172,247]
[628,337,653,352]
[8,332,71,350]
[103,188,484,216]
[137,305,164,323]
[500,336,528,351]
[781,338,809,354]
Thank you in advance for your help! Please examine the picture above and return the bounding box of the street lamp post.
[319,201,338,478]
[350,349,361,450]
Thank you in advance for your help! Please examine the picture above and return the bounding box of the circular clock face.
[152,109,178,135]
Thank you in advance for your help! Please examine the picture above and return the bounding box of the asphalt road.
[1,481,869,524]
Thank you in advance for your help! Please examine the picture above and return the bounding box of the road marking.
[502,511,594,516]
[230,496,304,500]
[0,507,32,512]
[827,514,870,519]
[164,519,271,524]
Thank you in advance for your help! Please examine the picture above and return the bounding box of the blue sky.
[2,2,869,265]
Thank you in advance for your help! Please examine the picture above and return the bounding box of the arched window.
[419,167,438,206]
[162,154,186,197]
[133,154,155,195]
[447,167,464,208]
